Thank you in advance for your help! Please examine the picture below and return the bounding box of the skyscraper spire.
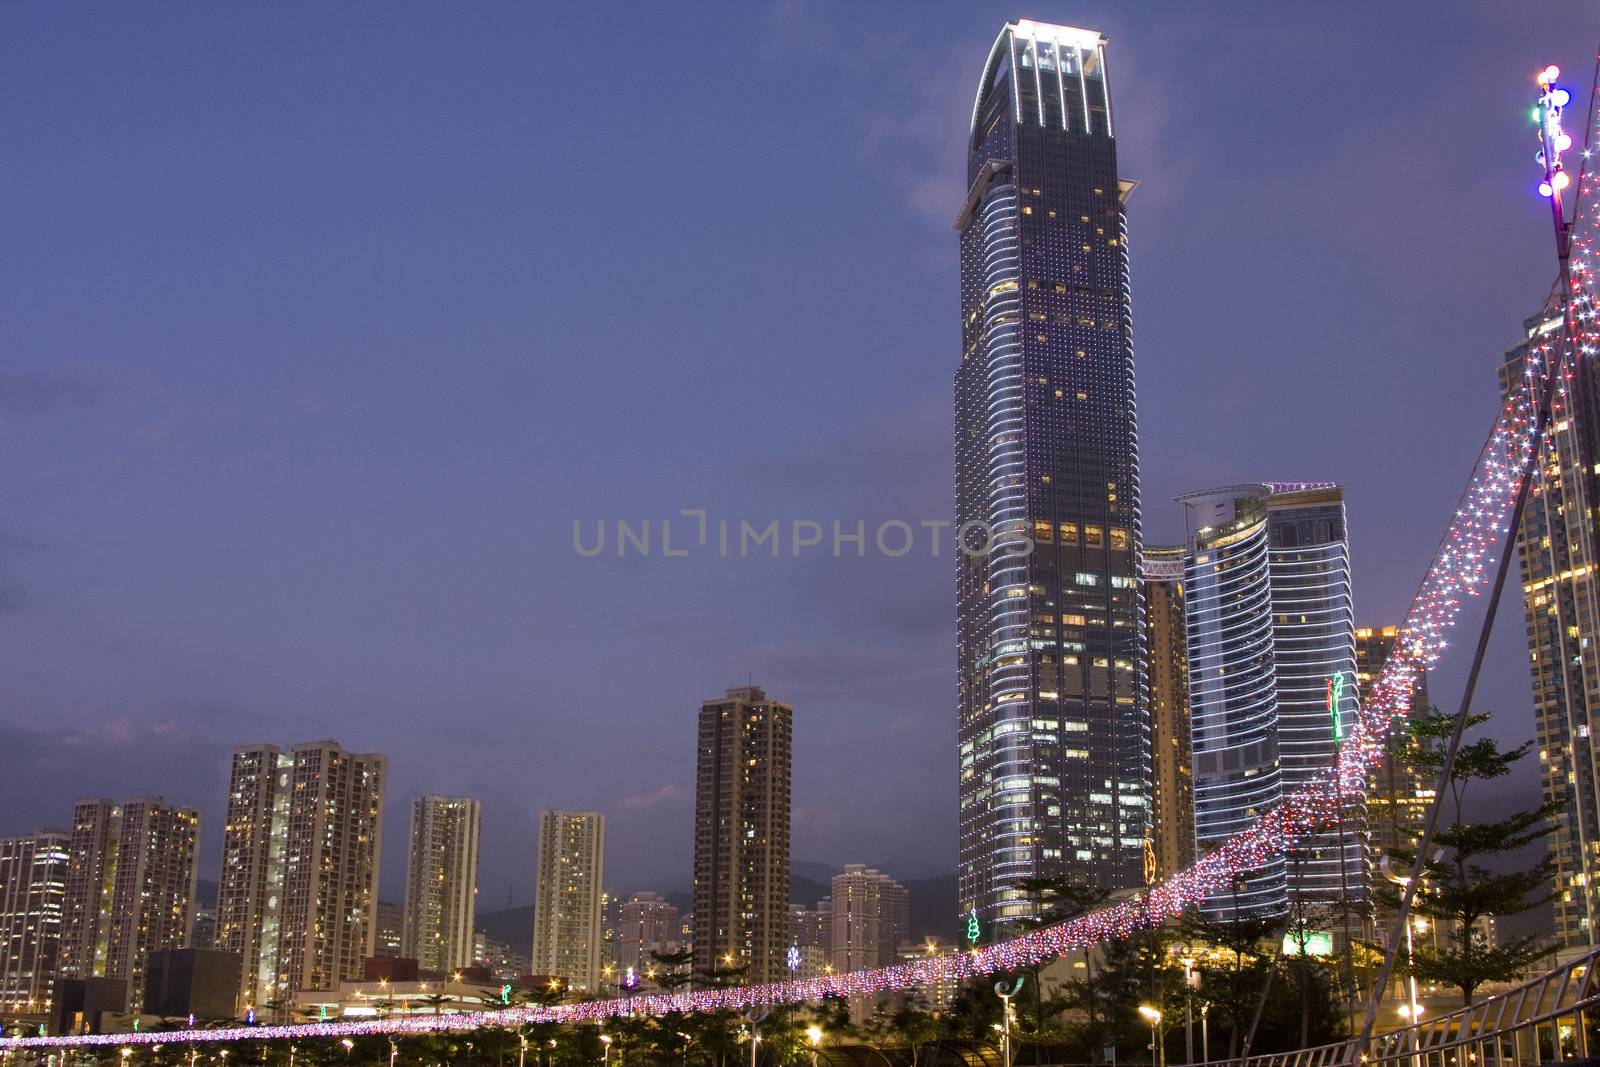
[955,20,1149,931]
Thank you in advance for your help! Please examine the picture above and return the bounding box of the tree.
[1009,877,1110,1063]
[649,947,695,993]
[1380,707,1557,1004]
[1179,911,1276,1061]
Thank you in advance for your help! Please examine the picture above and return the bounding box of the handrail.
[1229,944,1600,1067]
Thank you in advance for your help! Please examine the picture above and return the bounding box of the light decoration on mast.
[6,55,1598,1058]
[1537,65,1572,200]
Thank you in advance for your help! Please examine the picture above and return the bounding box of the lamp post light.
[520,1033,529,1067]
[993,977,1022,1067]
[390,1038,399,1067]
[1138,1006,1164,1067]
[341,1038,355,1059]
[1199,1004,1209,1065]
[1382,865,1424,1031]
[1177,947,1198,1065]
[600,1032,613,1067]
[806,1025,824,1067]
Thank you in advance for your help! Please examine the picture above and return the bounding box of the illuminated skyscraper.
[614,892,679,975]
[1180,483,1365,919]
[216,741,386,1008]
[531,810,605,993]
[1143,545,1194,882]
[1355,626,1433,858]
[0,830,70,1013]
[1502,305,1600,947]
[401,796,481,974]
[693,686,791,982]
[955,19,1148,930]
[829,865,908,973]
[59,798,200,1012]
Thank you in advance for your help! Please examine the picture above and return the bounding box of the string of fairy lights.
[4,61,1597,1055]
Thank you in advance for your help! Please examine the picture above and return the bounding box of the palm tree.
[417,991,456,1016]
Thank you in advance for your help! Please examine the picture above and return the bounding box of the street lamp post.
[600,1033,613,1067]
[806,1025,824,1067]
[1199,1005,1209,1065]
[994,977,1022,1067]
[1138,1007,1164,1067]
[1177,949,1197,1065]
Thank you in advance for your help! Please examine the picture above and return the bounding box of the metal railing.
[1237,945,1600,1067]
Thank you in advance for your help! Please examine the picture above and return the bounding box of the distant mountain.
[791,860,840,885]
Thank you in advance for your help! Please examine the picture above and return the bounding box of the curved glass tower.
[1180,483,1365,919]
[955,20,1149,929]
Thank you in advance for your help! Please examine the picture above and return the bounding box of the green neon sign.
[1327,672,1346,742]
[965,907,981,945]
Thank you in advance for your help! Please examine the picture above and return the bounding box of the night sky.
[3,2,1598,910]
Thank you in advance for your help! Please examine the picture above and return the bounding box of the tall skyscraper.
[530,810,605,993]
[401,796,480,974]
[1355,626,1434,858]
[828,865,909,973]
[216,741,386,1008]
[59,798,200,1012]
[1143,545,1194,883]
[0,830,70,1013]
[1502,305,1600,948]
[1180,483,1365,919]
[693,686,792,983]
[955,20,1149,930]
[614,892,680,974]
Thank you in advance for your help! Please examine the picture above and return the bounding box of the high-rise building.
[955,20,1149,930]
[216,741,386,1008]
[1502,305,1600,948]
[1143,545,1194,883]
[373,902,404,958]
[614,892,680,974]
[1180,483,1365,919]
[530,810,605,994]
[1355,626,1434,858]
[789,899,831,953]
[829,866,909,973]
[401,796,480,974]
[693,686,792,983]
[787,900,832,979]
[59,798,200,1012]
[0,830,70,1013]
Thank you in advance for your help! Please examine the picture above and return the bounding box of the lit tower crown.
[955,20,1149,932]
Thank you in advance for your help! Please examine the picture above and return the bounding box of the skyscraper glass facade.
[1180,483,1365,919]
[1502,304,1600,948]
[955,20,1149,928]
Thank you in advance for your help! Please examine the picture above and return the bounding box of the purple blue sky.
[2,2,1597,907]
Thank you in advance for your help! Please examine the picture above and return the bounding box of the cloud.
[0,717,227,833]
[0,371,104,411]
[619,783,689,811]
